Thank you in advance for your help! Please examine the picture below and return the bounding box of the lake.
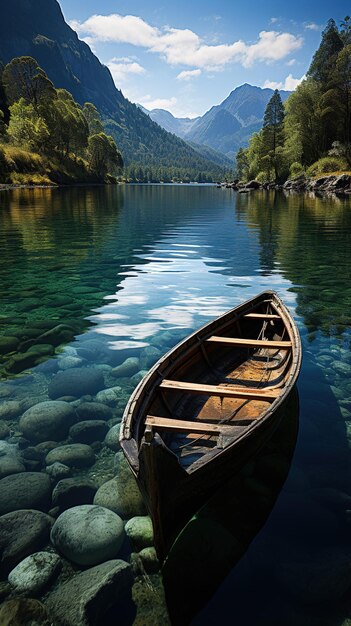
[0,184,350,625]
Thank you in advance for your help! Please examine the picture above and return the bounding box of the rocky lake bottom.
[0,185,350,625]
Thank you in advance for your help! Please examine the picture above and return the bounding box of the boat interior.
[141,298,294,470]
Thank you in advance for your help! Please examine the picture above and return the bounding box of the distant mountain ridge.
[0,0,226,176]
[144,84,291,158]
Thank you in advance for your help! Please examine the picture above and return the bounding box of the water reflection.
[0,186,350,625]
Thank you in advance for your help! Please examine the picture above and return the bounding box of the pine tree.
[307,19,344,84]
[262,90,285,180]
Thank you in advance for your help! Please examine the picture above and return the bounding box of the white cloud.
[140,95,178,111]
[176,69,202,81]
[73,14,303,70]
[286,58,296,66]
[139,94,199,118]
[107,57,146,84]
[263,73,305,91]
[304,22,321,31]
[270,17,279,24]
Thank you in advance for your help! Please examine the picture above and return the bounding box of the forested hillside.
[0,56,122,185]
[0,0,227,181]
[238,18,351,182]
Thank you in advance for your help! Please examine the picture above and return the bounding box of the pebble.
[45,444,95,469]
[58,356,83,370]
[0,472,52,515]
[131,547,159,574]
[19,401,77,443]
[94,475,146,519]
[45,462,72,481]
[0,420,10,439]
[51,505,125,565]
[8,552,61,594]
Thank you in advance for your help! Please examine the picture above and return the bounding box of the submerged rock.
[104,424,121,451]
[52,478,97,512]
[0,598,50,626]
[111,357,140,379]
[51,505,125,566]
[69,420,109,444]
[0,509,53,576]
[94,461,146,519]
[125,516,154,550]
[45,559,133,626]
[0,472,51,515]
[0,441,25,479]
[0,400,22,420]
[8,552,61,594]
[48,368,105,400]
[19,401,77,443]
[76,402,113,421]
[45,444,95,469]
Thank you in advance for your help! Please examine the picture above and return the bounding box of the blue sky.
[58,0,350,118]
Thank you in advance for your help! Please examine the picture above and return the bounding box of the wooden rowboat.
[120,290,301,559]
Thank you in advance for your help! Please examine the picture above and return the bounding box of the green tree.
[88,132,123,178]
[236,147,249,180]
[340,15,351,44]
[321,45,351,155]
[83,103,105,135]
[284,79,322,166]
[262,90,285,180]
[7,98,49,151]
[3,57,56,108]
[307,19,343,84]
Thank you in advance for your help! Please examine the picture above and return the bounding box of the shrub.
[290,162,305,178]
[256,171,269,183]
[306,156,348,177]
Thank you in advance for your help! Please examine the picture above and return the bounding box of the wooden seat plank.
[145,415,252,435]
[206,336,291,349]
[159,380,279,401]
[244,313,280,320]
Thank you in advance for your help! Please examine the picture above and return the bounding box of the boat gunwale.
[119,290,301,474]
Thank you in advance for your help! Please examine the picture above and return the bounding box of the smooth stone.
[22,324,75,350]
[94,459,146,519]
[130,370,148,384]
[0,420,10,439]
[58,356,83,370]
[139,346,162,369]
[52,478,97,511]
[5,352,43,374]
[19,401,77,444]
[45,462,71,481]
[111,357,140,379]
[51,505,125,566]
[0,441,25,479]
[45,559,133,626]
[69,420,109,444]
[104,424,121,451]
[125,516,153,550]
[8,552,61,594]
[76,402,113,421]
[0,401,22,420]
[46,444,95,469]
[0,509,53,576]
[0,472,51,515]
[48,368,105,400]
[26,344,54,357]
[95,386,123,406]
[0,336,20,355]
[0,599,50,626]
[333,361,350,377]
[131,547,159,574]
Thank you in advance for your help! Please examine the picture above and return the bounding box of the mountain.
[0,0,226,176]
[145,84,291,158]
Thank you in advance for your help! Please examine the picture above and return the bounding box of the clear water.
[0,185,350,625]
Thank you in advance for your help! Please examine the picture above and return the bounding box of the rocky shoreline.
[222,173,351,195]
